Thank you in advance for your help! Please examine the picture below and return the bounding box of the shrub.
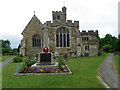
[22,56,28,62]
[18,54,23,57]
[13,56,22,63]
[24,57,36,67]
[16,63,28,73]
[56,56,66,67]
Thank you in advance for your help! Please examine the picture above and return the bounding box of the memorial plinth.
[40,53,51,65]
[36,47,55,65]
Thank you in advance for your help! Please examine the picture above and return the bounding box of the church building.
[19,7,99,57]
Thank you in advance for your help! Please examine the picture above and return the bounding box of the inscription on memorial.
[40,53,51,65]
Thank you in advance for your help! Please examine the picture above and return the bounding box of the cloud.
[0,34,22,49]
[0,0,119,48]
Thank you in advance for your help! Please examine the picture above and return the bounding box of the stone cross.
[43,23,49,47]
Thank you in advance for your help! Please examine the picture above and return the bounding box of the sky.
[0,0,119,48]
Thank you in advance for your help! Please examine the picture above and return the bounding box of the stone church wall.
[80,30,99,56]
[47,20,79,57]
[19,7,99,57]
[21,15,44,56]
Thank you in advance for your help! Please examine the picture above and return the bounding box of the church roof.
[22,14,42,35]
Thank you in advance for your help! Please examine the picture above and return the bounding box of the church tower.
[52,7,66,22]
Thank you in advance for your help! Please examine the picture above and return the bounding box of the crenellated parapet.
[45,21,51,28]
[52,11,63,13]
[48,20,79,28]
[80,30,98,35]
[52,7,66,22]
[52,7,66,15]
[66,20,79,27]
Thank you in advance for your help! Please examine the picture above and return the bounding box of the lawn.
[2,55,107,88]
[113,55,120,75]
[0,55,15,62]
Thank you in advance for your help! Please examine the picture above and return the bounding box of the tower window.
[53,16,57,20]
[57,16,60,20]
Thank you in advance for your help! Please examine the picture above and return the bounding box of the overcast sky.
[0,0,119,48]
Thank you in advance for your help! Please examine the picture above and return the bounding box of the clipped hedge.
[13,56,22,63]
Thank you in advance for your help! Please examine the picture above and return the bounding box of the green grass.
[2,55,107,88]
[113,55,120,75]
[0,55,16,62]
[103,53,110,56]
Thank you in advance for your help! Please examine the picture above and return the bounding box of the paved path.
[99,54,119,89]
[0,57,15,67]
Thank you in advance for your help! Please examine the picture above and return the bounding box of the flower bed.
[14,65,72,75]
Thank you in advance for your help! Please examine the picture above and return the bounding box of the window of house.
[56,27,69,47]
[85,45,89,50]
[32,34,41,47]
[82,37,89,41]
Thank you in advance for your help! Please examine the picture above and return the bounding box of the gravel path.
[99,54,119,88]
[0,57,15,67]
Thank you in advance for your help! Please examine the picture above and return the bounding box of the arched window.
[56,27,70,47]
[32,34,41,47]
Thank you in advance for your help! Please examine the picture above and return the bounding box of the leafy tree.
[114,34,120,52]
[115,39,120,52]
[118,34,120,39]
[2,48,11,55]
[0,40,11,55]
[100,34,114,46]
[100,34,118,53]
[11,48,18,55]
[103,44,112,53]
[2,40,11,48]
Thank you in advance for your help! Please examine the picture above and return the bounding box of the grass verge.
[113,55,120,75]
[0,55,16,62]
[2,55,107,88]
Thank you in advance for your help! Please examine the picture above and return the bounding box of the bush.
[24,57,36,67]
[18,54,23,57]
[16,63,28,73]
[56,56,66,67]
[13,56,22,63]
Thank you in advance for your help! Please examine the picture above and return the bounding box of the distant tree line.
[0,40,18,55]
[99,34,120,53]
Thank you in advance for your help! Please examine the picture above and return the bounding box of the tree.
[11,48,18,55]
[114,34,120,52]
[118,34,120,39]
[0,40,11,55]
[100,34,118,53]
[103,44,112,53]
[2,40,11,48]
